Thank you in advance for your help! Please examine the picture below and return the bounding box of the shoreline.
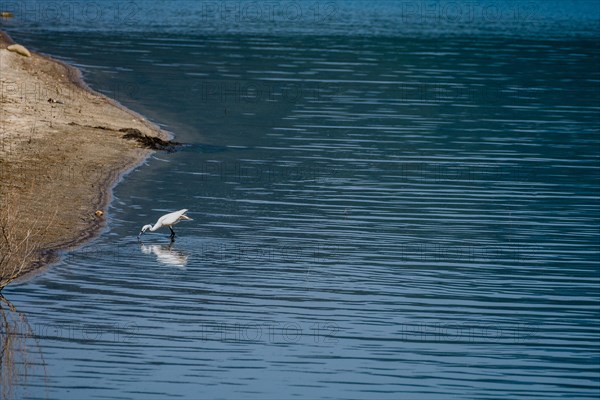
[0,30,169,288]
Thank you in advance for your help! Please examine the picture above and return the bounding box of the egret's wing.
[156,211,177,226]
[159,209,190,226]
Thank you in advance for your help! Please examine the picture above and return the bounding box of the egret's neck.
[150,224,160,232]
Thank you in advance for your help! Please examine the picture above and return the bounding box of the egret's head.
[138,224,153,239]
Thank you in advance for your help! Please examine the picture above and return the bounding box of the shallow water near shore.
[2,1,600,399]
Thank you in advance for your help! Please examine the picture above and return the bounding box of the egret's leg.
[169,227,175,239]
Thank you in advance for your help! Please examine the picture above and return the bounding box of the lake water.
[1,1,599,399]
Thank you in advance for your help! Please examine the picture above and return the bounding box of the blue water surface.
[1,1,599,399]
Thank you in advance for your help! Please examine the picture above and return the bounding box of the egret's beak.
[137,232,144,240]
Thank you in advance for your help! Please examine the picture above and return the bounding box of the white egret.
[138,209,192,240]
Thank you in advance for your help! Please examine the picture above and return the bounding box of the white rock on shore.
[7,44,31,57]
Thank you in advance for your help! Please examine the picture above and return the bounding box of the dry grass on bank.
[0,193,55,290]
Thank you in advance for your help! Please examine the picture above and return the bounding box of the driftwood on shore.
[65,123,182,151]
[120,128,181,151]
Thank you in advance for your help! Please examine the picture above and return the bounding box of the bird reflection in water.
[140,243,189,268]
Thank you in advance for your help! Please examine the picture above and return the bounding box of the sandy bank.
[0,31,169,289]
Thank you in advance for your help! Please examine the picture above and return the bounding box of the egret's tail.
[181,215,193,221]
